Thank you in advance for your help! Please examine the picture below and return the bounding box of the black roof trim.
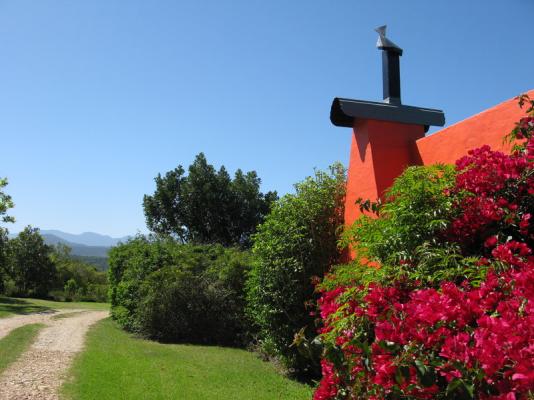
[330,98,445,131]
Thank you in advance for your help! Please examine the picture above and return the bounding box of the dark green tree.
[0,177,15,292]
[8,226,56,297]
[143,153,277,247]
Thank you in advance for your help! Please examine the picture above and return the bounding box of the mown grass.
[0,297,50,318]
[0,323,44,374]
[0,296,109,318]
[62,319,313,400]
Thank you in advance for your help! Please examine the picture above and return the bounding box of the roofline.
[330,97,445,132]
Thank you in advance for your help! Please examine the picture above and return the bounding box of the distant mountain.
[7,229,129,271]
[40,230,130,247]
[41,234,111,258]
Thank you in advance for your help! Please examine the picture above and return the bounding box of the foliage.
[62,319,313,400]
[246,164,346,379]
[143,153,277,248]
[70,255,109,271]
[7,226,56,297]
[108,236,252,345]
[343,165,456,269]
[64,278,78,299]
[0,178,14,226]
[0,178,14,293]
[314,96,534,399]
[0,179,107,300]
[50,244,108,302]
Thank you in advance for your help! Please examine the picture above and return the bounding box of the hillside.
[41,234,110,258]
[40,234,112,270]
[40,230,129,247]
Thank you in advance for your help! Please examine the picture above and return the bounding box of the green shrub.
[246,164,345,379]
[334,164,490,289]
[108,236,182,331]
[109,237,252,346]
[137,267,247,345]
[64,278,78,300]
[339,164,471,287]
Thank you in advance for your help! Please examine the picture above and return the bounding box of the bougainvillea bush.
[314,96,534,399]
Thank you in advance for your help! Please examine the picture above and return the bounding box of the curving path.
[0,310,84,340]
[0,310,108,400]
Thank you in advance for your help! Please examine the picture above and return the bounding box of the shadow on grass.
[0,297,52,316]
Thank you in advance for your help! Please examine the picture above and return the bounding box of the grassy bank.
[0,296,109,318]
[62,319,313,400]
[0,323,44,373]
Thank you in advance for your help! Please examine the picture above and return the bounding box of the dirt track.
[0,310,108,400]
[0,310,83,340]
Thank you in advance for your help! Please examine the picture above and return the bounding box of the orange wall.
[415,90,534,165]
[344,119,425,227]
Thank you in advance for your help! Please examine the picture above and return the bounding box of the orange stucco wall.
[415,89,534,165]
[343,89,533,235]
[344,119,425,228]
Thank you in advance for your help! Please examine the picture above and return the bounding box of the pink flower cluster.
[449,143,533,247]
[314,107,534,399]
[316,255,534,399]
[314,360,342,400]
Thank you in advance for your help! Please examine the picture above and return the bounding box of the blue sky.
[2,0,533,237]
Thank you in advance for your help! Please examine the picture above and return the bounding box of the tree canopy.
[0,178,14,291]
[143,153,277,247]
[8,226,56,297]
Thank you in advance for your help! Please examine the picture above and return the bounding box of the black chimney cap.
[330,98,445,132]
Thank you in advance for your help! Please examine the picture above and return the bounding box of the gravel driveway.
[0,310,108,400]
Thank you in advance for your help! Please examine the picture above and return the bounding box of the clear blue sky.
[2,0,533,237]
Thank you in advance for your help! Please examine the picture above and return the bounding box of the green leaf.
[461,380,475,399]
[446,378,462,395]
[414,359,436,387]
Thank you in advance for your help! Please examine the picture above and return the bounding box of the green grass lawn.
[0,323,44,374]
[23,298,109,311]
[62,319,313,400]
[0,296,109,318]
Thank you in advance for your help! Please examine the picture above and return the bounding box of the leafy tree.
[64,278,78,299]
[246,163,346,379]
[8,226,56,297]
[143,153,277,247]
[0,178,14,226]
[0,178,14,292]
